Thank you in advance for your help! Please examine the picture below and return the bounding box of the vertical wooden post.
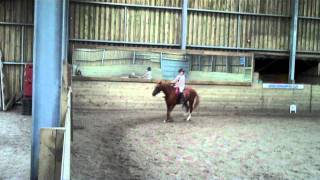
[160,52,163,68]
[124,7,128,42]
[20,26,25,92]
[198,56,201,71]
[0,53,4,110]
[38,128,64,180]
[133,51,136,64]
[226,57,230,73]
[210,56,214,72]
[251,54,255,83]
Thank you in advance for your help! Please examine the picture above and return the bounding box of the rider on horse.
[152,71,199,122]
[171,68,187,107]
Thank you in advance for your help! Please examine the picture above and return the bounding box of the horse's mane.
[159,82,174,90]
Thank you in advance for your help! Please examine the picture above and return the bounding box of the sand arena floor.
[0,107,31,180]
[71,110,320,180]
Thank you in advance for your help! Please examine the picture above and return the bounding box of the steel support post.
[181,0,188,49]
[31,0,68,179]
[289,0,299,83]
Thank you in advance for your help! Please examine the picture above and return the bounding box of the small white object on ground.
[290,104,297,114]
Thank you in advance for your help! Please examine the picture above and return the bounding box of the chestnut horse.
[152,81,200,122]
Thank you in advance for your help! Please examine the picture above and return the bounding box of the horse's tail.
[193,92,200,110]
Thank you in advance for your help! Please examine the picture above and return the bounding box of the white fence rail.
[61,88,72,180]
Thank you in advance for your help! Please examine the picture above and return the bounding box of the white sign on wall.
[262,83,304,90]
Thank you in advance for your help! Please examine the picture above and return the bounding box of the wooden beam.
[198,56,201,71]
[211,56,216,72]
[72,44,254,57]
[60,62,69,126]
[226,56,231,73]
[72,43,320,60]
[254,52,320,60]
[73,76,251,86]
[38,128,64,180]
[0,60,5,110]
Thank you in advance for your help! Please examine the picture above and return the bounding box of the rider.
[171,68,186,105]
[142,67,152,80]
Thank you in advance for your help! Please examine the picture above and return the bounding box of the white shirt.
[144,71,152,80]
[174,74,185,92]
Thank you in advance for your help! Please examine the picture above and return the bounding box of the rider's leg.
[180,87,190,111]
[178,87,184,104]
[179,92,185,104]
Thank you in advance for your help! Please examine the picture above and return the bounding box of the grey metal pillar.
[31,0,68,179]
[289,0,299,83]
[181,0,188,49]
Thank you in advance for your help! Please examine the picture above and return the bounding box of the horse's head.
[152,81,163,96]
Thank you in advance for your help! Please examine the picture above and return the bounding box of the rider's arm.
[171,75,180,83]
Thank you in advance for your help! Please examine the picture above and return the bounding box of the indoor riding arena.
[1,0,320,180]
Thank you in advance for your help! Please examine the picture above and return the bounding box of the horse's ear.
[158,80,162,84]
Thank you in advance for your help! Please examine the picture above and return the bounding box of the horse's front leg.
[164,105,175,123]
[165,109,170,123]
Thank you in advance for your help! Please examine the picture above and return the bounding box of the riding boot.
[179,93,189,112]
[179,93,185,104]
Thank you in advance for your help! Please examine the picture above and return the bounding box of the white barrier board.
[262,83,304,90]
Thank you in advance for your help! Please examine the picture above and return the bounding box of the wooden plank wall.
[68,0,320,53]
[73,80,320,113]
[69,0,182,45]
[298,0,320,52]
[0,0,34,98]
[188,0,291,50]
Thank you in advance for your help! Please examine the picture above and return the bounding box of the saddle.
[175,87,190,104]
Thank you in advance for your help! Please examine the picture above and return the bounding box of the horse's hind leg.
[183,101,190,116]
[182,100,189,112]
[186,112,192,121]
[186,100,194,121]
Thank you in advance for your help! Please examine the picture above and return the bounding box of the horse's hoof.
[186,114,192,121]
[167,119,174,123]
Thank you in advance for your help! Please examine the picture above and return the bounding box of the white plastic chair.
[290,104,297,114]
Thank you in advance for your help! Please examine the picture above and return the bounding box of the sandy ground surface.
[72,110,320,180]
[0,107,31,180]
